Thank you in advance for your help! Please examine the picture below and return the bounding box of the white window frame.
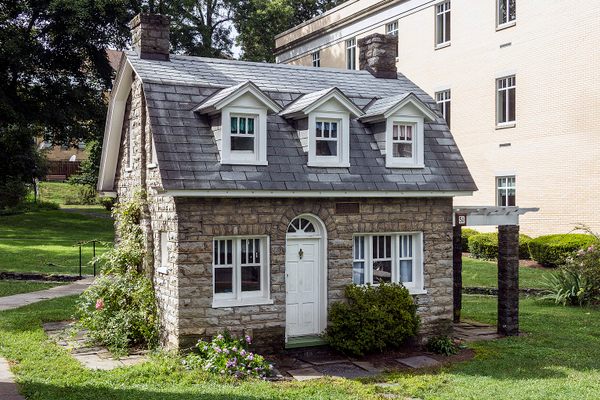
[352,232,425,294]
[221,106,268,165]
[212,236,272,308]
[496,176,516,206]
[346,38,356,70]
[497,0,516,29]
[312,51,320,67]
[308,111,350,167]
[435,1,451,48]
[385,115,424,168]
[496,75,516,127]
[386,21,398,36]
[435,89,451,127]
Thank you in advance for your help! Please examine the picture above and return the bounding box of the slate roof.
[123,51,476,193]
[361,92,414,120]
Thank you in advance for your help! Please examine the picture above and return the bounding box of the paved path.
[0,357,24,400]
[0,278,94,311]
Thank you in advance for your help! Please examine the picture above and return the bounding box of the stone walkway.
[453,320,502,342]
[0,277,94,311]
[0,357,24,400]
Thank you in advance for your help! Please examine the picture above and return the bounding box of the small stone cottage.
[98,14,477,350]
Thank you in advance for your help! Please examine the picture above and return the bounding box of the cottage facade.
[98,14,476,350]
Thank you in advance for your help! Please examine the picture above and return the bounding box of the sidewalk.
[0,357,24,400]
[0,278,94,311]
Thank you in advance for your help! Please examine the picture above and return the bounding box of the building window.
[435,1,451,47]
[346,38,356,70]
[213,237,270,307]
[497,0,516,27]
[160,232,168,267]
[315,119,339,157]
[386,20,399,54]
[496,75,516,126]
[385,116,424,168]
[230,115,255,152]
[352,233,424,293]
[497,176,516,206]
[435,89,451,127]
[312,51,320,67]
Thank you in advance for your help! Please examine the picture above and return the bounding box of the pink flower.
[95,298,104,310]
[245,335,252,344]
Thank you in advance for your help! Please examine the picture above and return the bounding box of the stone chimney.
[129,14,170,61]
[358,33,398,79]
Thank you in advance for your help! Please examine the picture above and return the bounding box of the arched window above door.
[287,216,316,234]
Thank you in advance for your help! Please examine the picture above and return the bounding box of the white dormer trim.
[308,110,350,167]
[194,81,281,115]
[279,87,363,119]
[360,93,437,124]
[385,115,424,168]
[221,106,268,165]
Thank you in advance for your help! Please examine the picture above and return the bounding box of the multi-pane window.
[435,1,451,46]
[315,119,339,157]
[497,0,516,27]
[435,89,451,127]
[391,123,414,159]
[230,115,256,152]
[497,176,516,206]
[352,233,423,292]
[312,51,320,67]
[213,237,268,305]
[386,21,399,54]
[346,38,356,70]
[496,75,516,125]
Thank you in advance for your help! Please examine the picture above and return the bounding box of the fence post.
[79,243,82,278]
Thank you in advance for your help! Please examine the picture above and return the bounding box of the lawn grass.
[1,295,599,399]
[462,257,548,289]
[0,209,114,275]
[37,182,81,206]
[0,280,64,297]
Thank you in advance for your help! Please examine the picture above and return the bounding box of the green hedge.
[468,232,533,260]
[461,228,479,252]
[528,234,596,267]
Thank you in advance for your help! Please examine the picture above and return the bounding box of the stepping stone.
[396,356,440,369]
[287,367,324,381]
[316,363,378,379]
[76,354,123,370]
[299,356,348,366]
[353,361,384,373]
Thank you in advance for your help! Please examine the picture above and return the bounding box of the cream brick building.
[275,0,600,236]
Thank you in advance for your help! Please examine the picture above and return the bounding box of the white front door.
[285,238,320,338]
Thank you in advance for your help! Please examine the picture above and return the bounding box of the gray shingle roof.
[279,87,335,117]
[125,51,476,193]
[361,92,413,119]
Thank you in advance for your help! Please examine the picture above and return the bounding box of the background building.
[275,0,600,236]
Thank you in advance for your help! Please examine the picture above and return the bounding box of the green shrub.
[468,232,533,260]
[64,184,98,205]
[0,178,30,209]
[461,229,479,253]
[426,335,459,356]
[99,196,116,211]
[184,331,273,379]
[326,283,419,356]
[75,272,158,355]
[529,234,596,267]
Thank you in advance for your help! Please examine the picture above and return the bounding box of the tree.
[0,0,139,205]
[232,0,345,62]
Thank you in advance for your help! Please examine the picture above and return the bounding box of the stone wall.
[171,197,454,350]
[358,33,398,79]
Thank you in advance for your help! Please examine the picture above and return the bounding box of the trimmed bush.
[461,229,479,253]
[468,232,533,260]
[326,283,419,356]
[529,234,597,267]
[426,335,459,356]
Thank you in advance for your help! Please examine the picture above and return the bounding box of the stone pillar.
[453,225,463,323]
[357,33,398,79]
[498,225,519,336]
[129,14,170,61]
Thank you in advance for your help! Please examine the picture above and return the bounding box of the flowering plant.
[183,331,273,379]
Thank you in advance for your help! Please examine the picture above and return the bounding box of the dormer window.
[279,87,363,168]
[193,80,282,166]
[360,92,437,169]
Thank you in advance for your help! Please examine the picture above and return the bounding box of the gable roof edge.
[194,80,282,115]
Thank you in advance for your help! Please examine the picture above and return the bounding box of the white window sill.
[157,266,168,275]
[308,161,350,168]
[496,21,516,31]
[408,289,427,295]
[496,122,516,130]
[435,42,451,50]
[212,297,274,308]
[221,159,268,166]
[385,163,425,169]
[147,163,158,169]
[125,167,133,172]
